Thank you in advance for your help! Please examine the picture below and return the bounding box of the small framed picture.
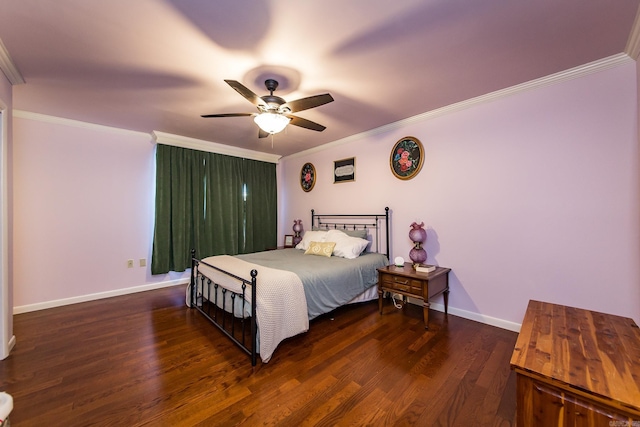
[334,157,355,183]
[284,235,294,248]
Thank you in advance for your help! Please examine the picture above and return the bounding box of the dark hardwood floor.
[0,285,518,426]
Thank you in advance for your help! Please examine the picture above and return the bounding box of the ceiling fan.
[201,79,334,138]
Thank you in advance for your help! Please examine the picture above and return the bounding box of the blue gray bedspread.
[237,249,388,319]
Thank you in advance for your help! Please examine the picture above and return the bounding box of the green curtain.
[151,145,277,274]
[151,145,198,274]
[243,158,277,253]
[205,153,244,256]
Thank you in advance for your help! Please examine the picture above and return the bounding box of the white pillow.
[325,229,370,259]
[295,230,328,250]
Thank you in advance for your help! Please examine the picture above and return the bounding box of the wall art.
[390,136,424,180]
[334,157,355,183]
[300,162,316,192]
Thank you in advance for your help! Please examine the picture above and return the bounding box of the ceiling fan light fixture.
[202,79,332,137]
[254,112,290,134]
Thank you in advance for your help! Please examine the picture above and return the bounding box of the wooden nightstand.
[377,263,451,329]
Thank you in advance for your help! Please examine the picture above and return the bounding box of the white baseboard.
[15,281,522,333]
[13,279,190,314]
[429,302,521,332]
[0,335,15,360]
[403,297,521,333]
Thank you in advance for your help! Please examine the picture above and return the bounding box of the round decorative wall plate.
[300,162,316,192]
[390,136,424,180]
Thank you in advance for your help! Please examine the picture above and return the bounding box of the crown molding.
[284,53,633,160]
[13,110,281,162]
[152,131,281,164]
[0,38,24,85]
[13,110,149,138]
[625,3,640,59]
[12,111,281,163]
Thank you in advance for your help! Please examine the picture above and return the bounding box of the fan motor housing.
[261,95,286,106]
[260,95,287,113]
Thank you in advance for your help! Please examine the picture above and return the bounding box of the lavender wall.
[12,116,189,310]
[279,60,640,328]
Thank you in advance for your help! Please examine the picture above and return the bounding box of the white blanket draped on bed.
[197,255,309,363]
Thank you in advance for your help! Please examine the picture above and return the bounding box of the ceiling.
[0,0,638,157]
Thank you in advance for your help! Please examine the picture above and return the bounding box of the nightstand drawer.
[380,274,423,295]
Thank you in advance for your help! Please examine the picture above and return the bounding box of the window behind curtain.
[151,145,277,274]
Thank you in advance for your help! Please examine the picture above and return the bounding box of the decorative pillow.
[304,241,336,257]
[295,230,328,251]
[325,229,370,259]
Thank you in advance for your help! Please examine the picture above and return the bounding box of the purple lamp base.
[409,247,427,266]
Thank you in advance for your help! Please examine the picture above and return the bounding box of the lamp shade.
[254,113,290,134]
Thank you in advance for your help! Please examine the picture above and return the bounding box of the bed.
[189,208,390,365]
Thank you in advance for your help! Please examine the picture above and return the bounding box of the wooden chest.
[510,300,640,425]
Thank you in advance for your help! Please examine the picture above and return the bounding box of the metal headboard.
[311,207,390,259]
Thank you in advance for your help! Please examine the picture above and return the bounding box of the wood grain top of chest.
[510,300,640,415]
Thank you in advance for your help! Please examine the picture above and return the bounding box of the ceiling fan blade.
[286,115,327,132]
[258,128,270,138]
[283,94,334,113]
[200,113,253,118]
[224,80,266,107]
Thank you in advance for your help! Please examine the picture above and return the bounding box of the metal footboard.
[190,251,258,366]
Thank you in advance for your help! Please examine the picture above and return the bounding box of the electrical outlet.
[127,259,134,268]
[139,258,146,267]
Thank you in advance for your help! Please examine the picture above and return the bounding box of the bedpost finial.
[385,207,389,212]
